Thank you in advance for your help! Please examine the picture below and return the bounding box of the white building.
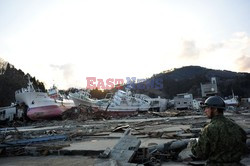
[174,93,193,110]
[200,77,218,97]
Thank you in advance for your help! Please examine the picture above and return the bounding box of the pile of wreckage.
[61,106,203,121]
[1,110,250,165]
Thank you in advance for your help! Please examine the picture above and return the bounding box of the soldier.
[191,96,247,165]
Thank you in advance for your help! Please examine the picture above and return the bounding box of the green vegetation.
[0,63,45,107]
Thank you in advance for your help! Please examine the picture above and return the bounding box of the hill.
[133,66,250,99]
[0,58,45,107]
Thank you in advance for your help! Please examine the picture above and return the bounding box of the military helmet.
[202,96,225,109]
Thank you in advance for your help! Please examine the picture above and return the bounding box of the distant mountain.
[133,66,250,99]
[161,66,240,80]
[0,58,45,107]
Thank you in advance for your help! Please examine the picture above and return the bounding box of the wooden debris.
[112,125,130,132]
[95,129,141,165]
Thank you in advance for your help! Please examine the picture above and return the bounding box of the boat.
[47,84,59,99]
[15,78,63,120]
[48,85,75,111]
[224,90,239,106]
[70,89,151,117]
[69,90,98,107]
[224,97,239,106]
[54,97,75,111]
[134,93,169,111]
[92,90,151,116]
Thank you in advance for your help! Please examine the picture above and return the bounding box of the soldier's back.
[206,115,246,163]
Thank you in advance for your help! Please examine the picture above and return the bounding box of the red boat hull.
[27,105,62,120]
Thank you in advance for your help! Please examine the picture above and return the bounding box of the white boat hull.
[70,95,96,107]
[56,99,75,111]
[224,98,239,106]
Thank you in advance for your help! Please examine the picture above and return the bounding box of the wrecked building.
[0,105,23,123]
[200,77,218,97]
[174,93,193,110]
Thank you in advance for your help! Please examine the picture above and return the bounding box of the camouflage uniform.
[191,115,247,165]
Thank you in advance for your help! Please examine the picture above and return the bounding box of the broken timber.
[95,129,141,166]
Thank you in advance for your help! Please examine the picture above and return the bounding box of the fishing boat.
[69,90,98,107]
[70,89,151,117]
[15,78,63,120]
[224,90,239,106]
[92,90,151,116]
[48,85,75,111]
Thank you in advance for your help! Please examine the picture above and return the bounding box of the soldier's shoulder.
[203,122,217,133]
[203,120,223,135]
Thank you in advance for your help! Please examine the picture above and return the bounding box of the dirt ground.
[0,155,195,165]
[0,156,96,166]
[1,156,250,166]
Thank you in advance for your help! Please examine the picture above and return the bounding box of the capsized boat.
[69,90,98,107]
[15,78,63,120]
[92,90,151,116]
[70,89,151,117]
[134,94,169,111]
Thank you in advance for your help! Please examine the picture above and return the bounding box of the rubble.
[1,109,250,165]
[61,106,108,121]
[151,109,202,117]
[62,106,139,121]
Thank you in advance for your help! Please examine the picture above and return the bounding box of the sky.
[0,0,250,89]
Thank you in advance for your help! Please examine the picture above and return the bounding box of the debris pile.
[62,106,109,121]
[62,106,140,121]
[150,109,202,117]
[1,110,250,165]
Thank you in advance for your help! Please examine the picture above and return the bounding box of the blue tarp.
[0,135,67,148]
